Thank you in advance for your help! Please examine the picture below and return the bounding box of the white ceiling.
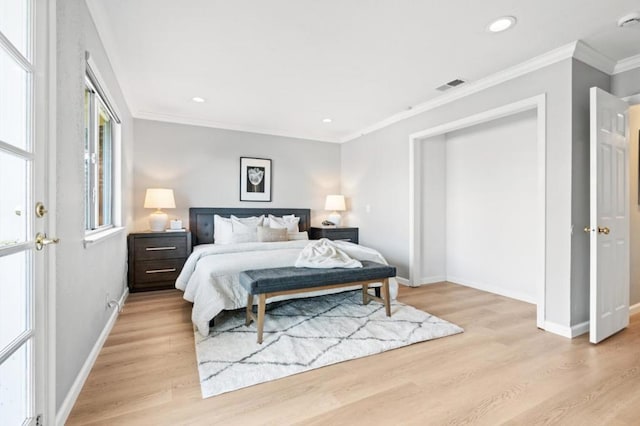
[86,0,640,143]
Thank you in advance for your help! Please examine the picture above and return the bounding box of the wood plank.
[66,283,640,425]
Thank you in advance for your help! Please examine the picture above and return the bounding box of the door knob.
[597,227,610,235]
[583,226,593,233]
[35,232,60,251]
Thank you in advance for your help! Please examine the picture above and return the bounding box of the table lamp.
[325,194,346,226]
[144,188,176,231]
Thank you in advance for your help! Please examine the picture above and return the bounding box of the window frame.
[83,73,117,235]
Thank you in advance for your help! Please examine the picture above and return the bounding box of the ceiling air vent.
[436,78,467,92]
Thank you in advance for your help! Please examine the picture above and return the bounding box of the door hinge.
[36,414,43,426]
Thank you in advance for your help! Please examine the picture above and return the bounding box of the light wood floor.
[67,284,640,425]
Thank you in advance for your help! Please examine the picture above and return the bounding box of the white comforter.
[176,240,398,335]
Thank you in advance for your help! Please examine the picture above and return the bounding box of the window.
[84,71,118,232]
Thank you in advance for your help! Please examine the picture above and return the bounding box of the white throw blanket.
[294,238,362,268]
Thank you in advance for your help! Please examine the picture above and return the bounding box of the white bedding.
[176,240,398,335]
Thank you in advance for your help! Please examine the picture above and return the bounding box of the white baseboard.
[447,275,536,304]
[56,287,129,426]
[543,320,589,339]
[630,302,640,316]
[396,276,411,286]
[543,321,572,338]
[570,321,589,337]
[420,275,447,285]
[395,276,446,287]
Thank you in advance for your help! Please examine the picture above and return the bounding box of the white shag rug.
[194,290,463,398]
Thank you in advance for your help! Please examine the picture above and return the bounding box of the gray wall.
[612,68,640,98]
[132,119,341,231]
[341,59,574,327]
[570,59,611,326]
[56,0,134,410]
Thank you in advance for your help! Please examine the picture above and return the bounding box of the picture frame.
[240,157,272,202]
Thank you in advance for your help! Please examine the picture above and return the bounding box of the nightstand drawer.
[326,230,357,242]
[134,236,188,260]
[134,259,185,283]
[309,227,359,244]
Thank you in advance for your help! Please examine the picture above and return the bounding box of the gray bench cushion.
[239,260,396,295]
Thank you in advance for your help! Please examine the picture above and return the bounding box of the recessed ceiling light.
[487,16,516,33]
[322,118,332,123]
[617,11,640,27]
[192,97,205,103]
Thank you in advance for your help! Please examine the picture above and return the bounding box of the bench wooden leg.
[382,278,391,317]
[362,283,370,305]
[257,294,266,344]
[245,293,253,326]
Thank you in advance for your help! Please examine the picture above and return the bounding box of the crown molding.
[339,42,578,142]
[613,53,640,75]
[134,111,339,143]
[341,40,629,143]
[572,40,616,74]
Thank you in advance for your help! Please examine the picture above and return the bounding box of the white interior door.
[589,87,629,344]
[0,0,52,424]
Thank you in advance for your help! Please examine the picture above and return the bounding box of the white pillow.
[287,231,309,241]
[263,214,294,228]
[268,214,300,233]
[231,215,264,234]
[213,215,233,244]
[230,232,259,244]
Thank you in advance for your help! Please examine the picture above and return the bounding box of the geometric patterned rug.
[194,290,464,398]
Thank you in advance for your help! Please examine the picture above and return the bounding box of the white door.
[0,0,54,424]
[588,87,629,344]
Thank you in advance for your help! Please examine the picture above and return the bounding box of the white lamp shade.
[325,195,346,211]
[144,188,176,209]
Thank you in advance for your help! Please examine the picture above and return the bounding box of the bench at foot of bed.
[239,260,396,344]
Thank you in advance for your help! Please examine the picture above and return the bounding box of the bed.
[177,207,398,335]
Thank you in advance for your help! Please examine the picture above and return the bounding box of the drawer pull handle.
[146,268,177,274]
[145,246,177,251]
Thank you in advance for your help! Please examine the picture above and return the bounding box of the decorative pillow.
[268,214,300,233]
[287,231,309,241]
[213,215,233,244]
[257,226,288,242]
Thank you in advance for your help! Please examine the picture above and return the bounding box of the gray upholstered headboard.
[189,207,311,246]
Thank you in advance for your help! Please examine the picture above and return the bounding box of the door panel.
[0,150,28,244]
[589,87,629,344]
[0,341,29,426]
[0,250,28,349]
[0,46,29,150]
[0,0,46,423]
[0,0,29,58]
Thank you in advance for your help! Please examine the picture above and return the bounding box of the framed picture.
[240,157,272,202]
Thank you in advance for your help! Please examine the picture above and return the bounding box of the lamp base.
[327,212,342,227]
[149,211,168,232]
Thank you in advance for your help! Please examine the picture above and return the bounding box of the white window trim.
[83,226,125,248]
[83,53,123,243]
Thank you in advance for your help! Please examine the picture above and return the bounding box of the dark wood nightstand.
[127,231,192,292]
[309,227,359,244]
